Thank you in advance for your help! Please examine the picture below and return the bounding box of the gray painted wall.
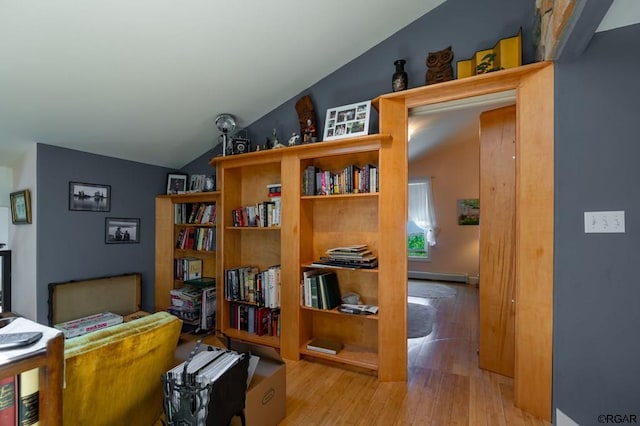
[36,143,172,323]
[554,23,640,424]
[182,0,536,172]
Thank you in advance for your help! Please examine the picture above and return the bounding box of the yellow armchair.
[62,311,181,426]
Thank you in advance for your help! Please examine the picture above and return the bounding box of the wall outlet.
[584,211,625,233]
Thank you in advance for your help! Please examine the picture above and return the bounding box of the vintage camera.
[228,136,250,155]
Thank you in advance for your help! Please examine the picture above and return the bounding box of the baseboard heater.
[408,271,469,283]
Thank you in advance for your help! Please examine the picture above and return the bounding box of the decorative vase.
[392,59,408,92]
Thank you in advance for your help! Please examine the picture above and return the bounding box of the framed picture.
[9,190,31,224]
[69,181,111,212]
[457,198,480,225]
[105,217,140,244]
[323,100,371,141]
[166,173,188,194]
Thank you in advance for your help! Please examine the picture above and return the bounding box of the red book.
[0,375,17,425]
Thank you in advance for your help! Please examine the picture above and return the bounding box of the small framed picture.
[457,199,480,225]
[105,217,140,244]
[69,181,111,212]
[166,173,188,194]
[10,190,31,224]
[323,100,371,141]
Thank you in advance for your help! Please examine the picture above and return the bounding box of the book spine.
[18,368,39,426]
[0,375,17,425]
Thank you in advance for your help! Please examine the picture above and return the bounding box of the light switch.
[584,211,625,233]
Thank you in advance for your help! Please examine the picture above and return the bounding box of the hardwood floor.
[280,281,551,425]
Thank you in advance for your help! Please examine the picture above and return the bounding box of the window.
[408,178,436,259]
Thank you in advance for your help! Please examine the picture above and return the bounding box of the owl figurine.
[425,46,454,85]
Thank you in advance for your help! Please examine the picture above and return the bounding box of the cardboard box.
[228,340,286,426]
[55,311,123,338]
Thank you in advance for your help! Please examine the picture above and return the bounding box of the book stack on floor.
[311,244,378,269]
[167,278,216,333]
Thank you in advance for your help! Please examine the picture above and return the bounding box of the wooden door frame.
[376,61,554,421]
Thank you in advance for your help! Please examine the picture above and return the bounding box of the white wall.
[10,146,37,319]
[0,167,12,249]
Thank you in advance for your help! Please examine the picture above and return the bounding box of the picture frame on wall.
[323,100,371,141]
[166,173,188,194]
[69,181,111,212]
[457,198,480,225]
[105,217,140,244]
[9,189,31,224]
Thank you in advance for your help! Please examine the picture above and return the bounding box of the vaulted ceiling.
[0,1,638,169]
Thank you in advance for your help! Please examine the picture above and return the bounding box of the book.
[54,312,123,338]
[0,375,17,426]
[184,277,216,287]
[338,304,379,315]
[306,338,344,355]
[18,368,38,426]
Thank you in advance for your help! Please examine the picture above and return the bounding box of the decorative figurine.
[425,46,454,85]
[288,133,300,146]
[302,119,316,143]
[271,128,285,149]
[295,95,318,142]
[392,59,408,92]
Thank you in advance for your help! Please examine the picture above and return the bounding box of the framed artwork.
[9,190,32,224]
[166,173,188,194]
[105,217,140,244]
[457,198,480,225]
[69,181,111,212]
[323,100,371,141]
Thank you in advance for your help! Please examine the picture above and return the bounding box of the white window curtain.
[408,178,437,246]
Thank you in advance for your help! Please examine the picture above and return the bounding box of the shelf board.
[158,191,220,203]
[300,340,378,371]
[300,305,378,320]
[175,223,216,228]
[222,328,280,349]
[300,192,378,201]
[225,226,281,231]
[301,263,378,273]
[175,249,216,256]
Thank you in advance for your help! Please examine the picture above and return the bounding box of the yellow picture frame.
[10,189,32,224]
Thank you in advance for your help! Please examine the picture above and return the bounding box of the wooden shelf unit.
[211,133,405,380]
[0,320,64,425]
[154,191,220,326]
[216,158,283,349]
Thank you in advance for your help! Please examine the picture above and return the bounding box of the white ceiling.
[0,1,637,169]
[0,0,446,168]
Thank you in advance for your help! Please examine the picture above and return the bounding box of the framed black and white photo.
[10,189,31,224]
[105,217,140,244]
[69,182,111,212]
[323,100,371,141]
[166,173,188,194]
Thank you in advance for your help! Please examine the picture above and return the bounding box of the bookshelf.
[216,157,283,348]
[0,315,64,425]
[154,191,220,327]
[211,133,405,380]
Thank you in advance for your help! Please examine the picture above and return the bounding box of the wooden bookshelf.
[154,191,220,330]
[211,133,404,380]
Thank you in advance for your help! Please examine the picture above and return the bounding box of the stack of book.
[312,244,378,269]
[174,257,203,280]
[167,282,216,331]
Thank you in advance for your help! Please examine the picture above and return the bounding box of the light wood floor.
[280,281,551,426]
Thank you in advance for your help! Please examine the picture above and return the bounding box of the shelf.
[300,340,378,371]
[175,249,216,256]
[300,305,378,320]
[225,226,281,231]
[300,192,378,201]
[223,328,280,349]
[157,191,220,203]
[175,223,217,228]
[301,263,378,273]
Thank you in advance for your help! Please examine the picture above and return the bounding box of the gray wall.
[36,144,172,323]
[182,0,536,171]
[554,23,640,424]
